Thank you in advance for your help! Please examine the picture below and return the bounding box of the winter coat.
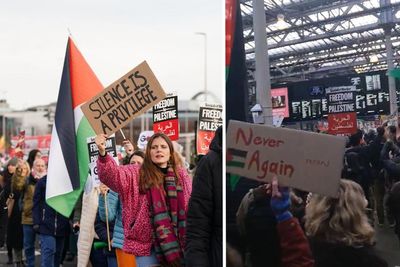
[21,175,38,225]
[77,187,99,267]
[32,176,69,237]
[6,182,24,250]
[387,181,400,241]
[98,190,124,249]
[185,127,222,267]
[309,239,387,267]
[97,154,192,256]
[278,217,314,267]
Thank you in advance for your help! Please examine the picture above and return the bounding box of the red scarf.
[147,169,186,266]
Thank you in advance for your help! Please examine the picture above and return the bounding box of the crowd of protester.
[0,127,223,267]
[227,123,400,267]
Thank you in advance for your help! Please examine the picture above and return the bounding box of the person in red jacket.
[232,176,314,267]
[268,176,314,267]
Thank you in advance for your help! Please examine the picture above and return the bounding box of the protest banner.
[196,104,223,155]
[81,61,166,136]
[328,112,357,135]
[86,135,117,191]
[326,86,357,114]
[226,120,346,197]
[153,95,179,140]
[137,130,154,150]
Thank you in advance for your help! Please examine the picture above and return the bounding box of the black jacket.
[32,176,69,237]
[185,127,222,267]
[310,239,387,267]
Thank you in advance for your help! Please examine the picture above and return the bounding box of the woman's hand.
[270,176,292,222]
[95,134,107,156]
[122,140,134,156]
[99,184,109,195]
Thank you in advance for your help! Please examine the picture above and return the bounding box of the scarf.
[147,168,186,266]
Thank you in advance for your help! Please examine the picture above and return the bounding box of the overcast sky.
[0,0,224,110]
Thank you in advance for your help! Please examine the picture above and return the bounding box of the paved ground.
[375,223,400,267]
[0,246,77,266]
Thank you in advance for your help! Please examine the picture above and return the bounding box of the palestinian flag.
[226,0,248,190]
[46,37,103,217]
[226,148,247,168]
[226,0,248,123]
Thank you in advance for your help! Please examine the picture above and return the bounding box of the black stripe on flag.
[54,42,80,190]
[228,148,247,158]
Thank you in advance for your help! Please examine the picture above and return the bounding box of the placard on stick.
[196,104,223,155]
[153,95,179,140]
[81,61,166,136]
[226,120,346,197]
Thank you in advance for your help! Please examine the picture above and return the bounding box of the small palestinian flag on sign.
[227,148,247,168]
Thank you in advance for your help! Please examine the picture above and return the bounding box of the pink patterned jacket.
[97,154,192,256]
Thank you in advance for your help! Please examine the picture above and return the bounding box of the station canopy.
[241,0,400,83]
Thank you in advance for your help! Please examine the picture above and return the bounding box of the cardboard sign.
[226,120,346,197]
[196,104,223,155]
[328,112,357,135]
[153,95,179,140]
[81,61,166,136]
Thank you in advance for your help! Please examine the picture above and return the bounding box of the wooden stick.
[104,193,111,251]
[119,129,126,140]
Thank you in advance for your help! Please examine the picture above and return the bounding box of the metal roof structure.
[241,0,400,84]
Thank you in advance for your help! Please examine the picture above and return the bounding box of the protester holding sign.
[305,179,387,267]
[95,132,192,266]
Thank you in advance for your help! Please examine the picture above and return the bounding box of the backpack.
[342,151,363,182]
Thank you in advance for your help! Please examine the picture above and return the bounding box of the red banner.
[196,130,216,155]
[153,119,179,141]
[328,112,357,135]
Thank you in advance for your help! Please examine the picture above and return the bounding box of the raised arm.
[96,134,139,194]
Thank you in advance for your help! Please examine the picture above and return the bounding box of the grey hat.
[8,158,19,166]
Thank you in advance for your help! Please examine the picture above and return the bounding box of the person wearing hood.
[0,158,18,249]
[7,160,30,266]
[22,158,46,267]
[185,126,222,267]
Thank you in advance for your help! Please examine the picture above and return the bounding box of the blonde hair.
[11,160,30,192]
[305,179,374,246]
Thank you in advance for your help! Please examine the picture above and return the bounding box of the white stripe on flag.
[46,125,74,199]
[230,154,245,163]
[74,105,84,132]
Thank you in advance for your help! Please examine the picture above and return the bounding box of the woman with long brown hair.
[95,132,192,267]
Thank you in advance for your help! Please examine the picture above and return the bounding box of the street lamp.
[195,32,207,102]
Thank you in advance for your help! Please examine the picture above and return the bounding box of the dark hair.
[349,129,363,147]
[27,149,41,169]
[377,126,385,137]
[388,125,397,135]
[129,150,145,162]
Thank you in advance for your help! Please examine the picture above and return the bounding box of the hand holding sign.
[270,176,292,222]
[123,140,134,156]
[95,134,107,156]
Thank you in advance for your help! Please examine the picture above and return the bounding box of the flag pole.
[104,193,111,251]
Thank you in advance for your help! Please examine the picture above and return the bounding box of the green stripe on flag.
[46,117,95,217]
